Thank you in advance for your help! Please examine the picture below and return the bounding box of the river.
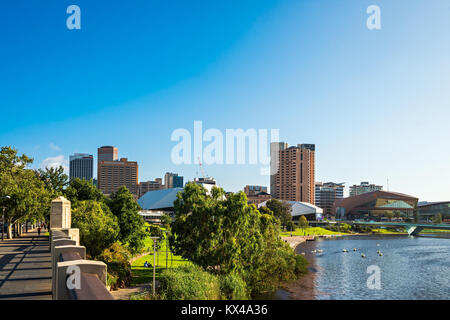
[263,234,450,300]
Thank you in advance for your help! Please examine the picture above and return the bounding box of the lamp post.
[150,236,160,296]
[163,230,169,270]
[1,196,11,241]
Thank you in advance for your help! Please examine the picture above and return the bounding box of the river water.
[268,234,450,300]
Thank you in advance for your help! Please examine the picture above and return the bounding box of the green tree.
[107,186,146,254]
[263,199,293,229]
[72,200,120,258]
[169,182,298,295]
[37,166,68,196]
[385,211,394,222]
[298,216,309,234]
[0,147,51,238]
[64,178,105,207]
[433,213,443,224]
[160,213,172,229]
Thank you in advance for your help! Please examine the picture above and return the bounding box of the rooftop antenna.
[198,156,206,178]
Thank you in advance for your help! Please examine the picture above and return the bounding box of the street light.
[163,230,169,270]
[150,236,160,296]
[1,196,11,241]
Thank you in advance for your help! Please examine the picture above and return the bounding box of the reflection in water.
[261,234,450,300]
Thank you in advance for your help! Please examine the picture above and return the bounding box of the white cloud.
[49,143,61,151]
[41,155,69,172]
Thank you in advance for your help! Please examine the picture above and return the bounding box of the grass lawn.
[131,235,190,285]
[280,227,343,236]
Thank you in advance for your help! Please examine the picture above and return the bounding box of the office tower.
[139,178,163,198]
[164,172,184,189]
[98,157,138,196]
[69,153,93,181]
[315,182,345,217]
[270,142,315,204]
[349,181,383,197]
[97,146,118,189]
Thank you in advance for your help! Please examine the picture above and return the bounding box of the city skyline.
[1,1,450,201]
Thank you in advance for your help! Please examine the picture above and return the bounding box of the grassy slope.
[131,235,190,285]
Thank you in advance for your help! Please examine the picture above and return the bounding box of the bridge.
[351,221,450,236]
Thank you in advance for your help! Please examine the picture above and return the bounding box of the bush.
[294,254,308,275]
[219,273,249,300]
[99,242,132,290]
[159,265,220,300]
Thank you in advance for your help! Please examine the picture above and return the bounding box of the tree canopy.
[169,182,299,295]
[72,200,120,258]
[0,146,51,238]
[107,186,146,254]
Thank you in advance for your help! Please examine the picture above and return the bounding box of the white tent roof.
[258,200,323,217]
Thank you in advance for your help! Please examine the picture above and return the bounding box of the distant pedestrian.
[37,227,41,237]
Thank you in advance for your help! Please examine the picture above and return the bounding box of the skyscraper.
[97,146,118,189]
[270,142,315,204]
[315,182,345,217]
[69,153,93,181]
[164,172,184,189]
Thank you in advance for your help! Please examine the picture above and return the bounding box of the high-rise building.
[164,172,184,189]
[139,178,163,198]
[69,153,93,181]
[270,142,315,204]
[97,146,118,188]
[349,182,383,197]
[315,182,345,217]
[98,157,138,196]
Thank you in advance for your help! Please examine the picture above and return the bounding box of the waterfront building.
[270,142,315,204]
[349,181,383,197]
[164,172,184,189]
[69,153,93,181]
[417,201,450,222]
[315,182,345,217]
[333,191,418,220]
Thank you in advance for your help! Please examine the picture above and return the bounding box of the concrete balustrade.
[49,196,113,300]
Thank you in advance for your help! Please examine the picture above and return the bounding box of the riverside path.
[0,229,52,300]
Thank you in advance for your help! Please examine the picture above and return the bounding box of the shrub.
[99,242,132,290]
[159,265,220,300]
[219,273,249,300]
[294,254,309,276]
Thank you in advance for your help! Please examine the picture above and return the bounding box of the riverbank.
[275,240,318,300]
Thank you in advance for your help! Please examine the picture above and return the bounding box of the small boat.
[353,248,357,251]
[317,249,323,253]
[311,250,317,253]
[301,252,306,255]
[361,253,366,258]
[342,249,348,252]
[378,252,383,256]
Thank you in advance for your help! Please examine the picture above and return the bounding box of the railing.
[50,228,113,300]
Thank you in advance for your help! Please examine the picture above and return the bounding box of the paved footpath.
[0,230,52,300]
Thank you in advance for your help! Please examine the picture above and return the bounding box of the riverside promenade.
[0,230,52,300]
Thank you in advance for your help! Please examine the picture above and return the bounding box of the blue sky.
[1,0,449,201]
